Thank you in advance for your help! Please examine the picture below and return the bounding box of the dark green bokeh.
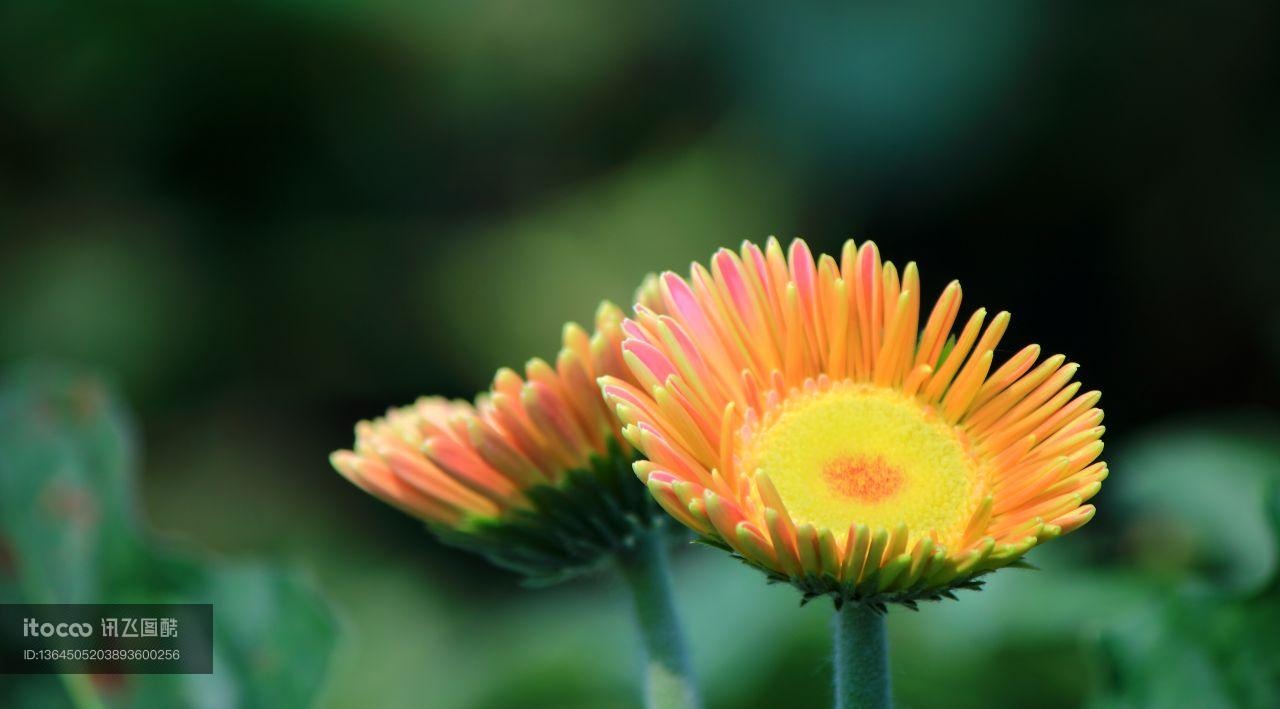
[1,1,1278,707]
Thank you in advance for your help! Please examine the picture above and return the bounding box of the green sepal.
[713,546,1014,613]
[429,438,682,586]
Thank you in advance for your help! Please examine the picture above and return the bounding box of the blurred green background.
[2,1,1279,707]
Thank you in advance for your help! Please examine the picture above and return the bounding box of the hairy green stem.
[616,528,700,709]
[833,603,892,709]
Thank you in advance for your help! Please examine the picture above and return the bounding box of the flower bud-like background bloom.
[332,302,666,583]
[603,238,1106,607]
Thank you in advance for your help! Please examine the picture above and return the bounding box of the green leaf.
[1110,418,1280,595]
[1086,587,1280,709]
[0,365,141,604]
[0,364,336,708]
[1081,418,1280,708]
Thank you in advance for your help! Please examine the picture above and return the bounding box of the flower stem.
[616,528,701,709]
[833,603,892,709]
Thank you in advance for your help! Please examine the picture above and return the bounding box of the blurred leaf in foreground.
[0,364,336,709]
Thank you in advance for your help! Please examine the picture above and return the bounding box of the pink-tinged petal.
[657,314,735,412]
[636,423,715,487]
[377,441,501,517]
[623,339,681,389]
[735,521,779,567]
[839,524,871,583]
[855,241,884,366]
[331,451,463,525]
[522,382,592,469]
[764,508,803,576]
[923,307,988,403]
[556,347,609,453]
[1051,504,1096,534]
[661,270,721,348]
[714,248,782,373]
[423,433,523,501]
[467,418,548,488]
[794,523,822,575]
[788,240,825,363]
[648,476,712,534]
[914,280,962,370]
[703,491,749,546]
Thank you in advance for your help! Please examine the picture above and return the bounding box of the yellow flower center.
[744,383,983,541]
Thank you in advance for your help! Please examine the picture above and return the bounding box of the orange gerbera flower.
[331,302,661,583]
[602,239,1106,606]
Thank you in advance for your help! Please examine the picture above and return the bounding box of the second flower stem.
[833,602,892,709]
[616,527,701,709]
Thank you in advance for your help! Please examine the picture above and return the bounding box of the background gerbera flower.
[331,301,658,581]
[602,238,1106,608]
[331,300,701,708]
